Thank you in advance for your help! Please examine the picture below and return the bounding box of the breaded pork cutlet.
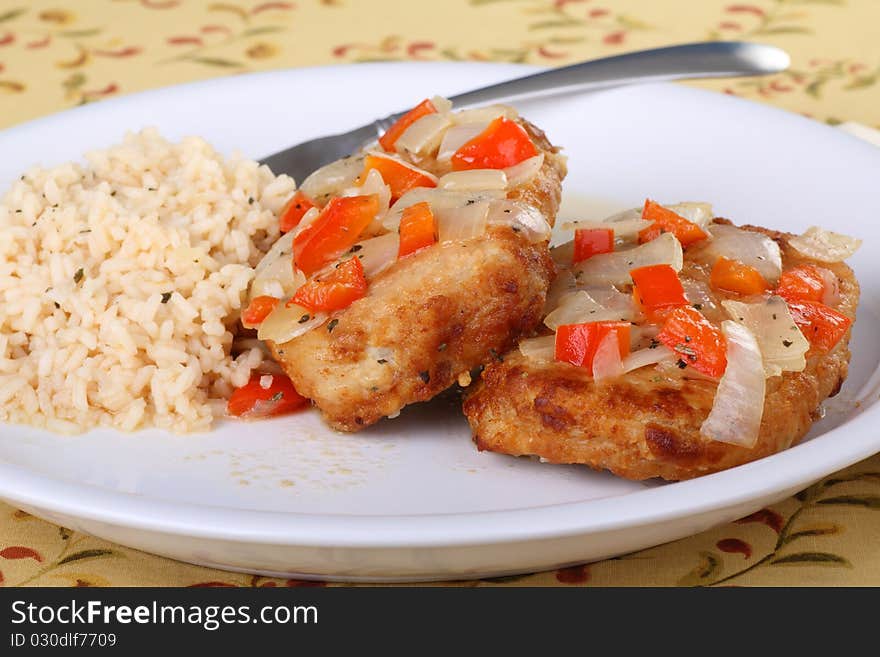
[464,204,860,480]
[243,98,566,431]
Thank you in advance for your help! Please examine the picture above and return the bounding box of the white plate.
[1,63,879,582]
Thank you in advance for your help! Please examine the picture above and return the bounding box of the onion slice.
[703,224,782,284]
[251,230,305,299]
[299,155,364,202]
[438,169,507,191]
[592,330,625,381]
[789,226,862,263]
[621,345,674,373]
[383,188,504,230]
[452,104,517,125]
[341,167,391,217]
[436,201,490,242]
[519,335,555,362]
[257,302,327,344]
[504,153,544,188]
[351,232,400,278]
[486,199,551,243]
[722,296,809,377]
[573,232,683,286]
[544,288,635,329]
[395,112,451,157]
[665,202,714,230]
[437,122,489,162]
[700,320,765,448]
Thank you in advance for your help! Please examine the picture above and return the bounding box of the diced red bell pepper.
[278,191,316,233]
[398,201,437,258]
[776,265,826,303]
[710,256,769,296]
[293,194,378,275]
[630,264,688,320]
[451,117,538,171]
[573,228,614,263]
[638,199,708,247]
[290,256,368,313]
[241,295,280,328]
[555,321,631,369]
[361,154,436,202]
[227,373,309,419]
[657,306,727,377]
[787,300,851,351]
[378,98,437,152]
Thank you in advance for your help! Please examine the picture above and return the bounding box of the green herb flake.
[437,342,447,352]
[270,391,283,402]
[327,318,339,333]
[73,268,84,284]
[161,292,172,304]
[419,371,430,384]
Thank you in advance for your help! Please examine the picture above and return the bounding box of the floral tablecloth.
[1,0,878,587]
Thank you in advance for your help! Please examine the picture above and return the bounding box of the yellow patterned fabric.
[1,0,878,587]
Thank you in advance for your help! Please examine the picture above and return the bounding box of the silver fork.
[260,41,789,183]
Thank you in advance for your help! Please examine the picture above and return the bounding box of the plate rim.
[0,61,878,550]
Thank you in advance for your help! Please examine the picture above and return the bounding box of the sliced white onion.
[257,302,327,344]
[550,241,575,267]
[436,201,490,242]
[251,231,305,299]
[573,232,683,286]
[722,295,808,378]
[429,96,452,115]
[452,104,517,125]
[438,169,507,191]
[504,153,544,189]
[789,226,862,263]
[700,320,764,448]
[544,268,577,313]
[383,188,505,231]
[351,232,399,278]
[299,155,364,202]
[561,217,652,240]
[680,278,722,320]
[395,112,452,157]
[519,335,555,362]
[816,266,840,306]
[289,206,320,239]
[704,224,782,284]
[486,199,551,243]
[592,331,625,381]
[341,167,391,218]
[544,289,635,330]
[253,229,295,282]
[665,202,714,230]
[437,122,489,162]
[621,344,674,373]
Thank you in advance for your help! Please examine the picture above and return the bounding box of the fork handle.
[379,42,788,127]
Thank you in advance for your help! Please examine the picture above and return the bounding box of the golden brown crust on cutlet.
[463,226,859,480]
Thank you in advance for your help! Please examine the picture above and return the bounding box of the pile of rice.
[0,129,296,433]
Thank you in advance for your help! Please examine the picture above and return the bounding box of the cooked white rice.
[0,128,296,433]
